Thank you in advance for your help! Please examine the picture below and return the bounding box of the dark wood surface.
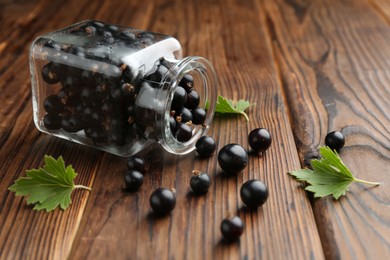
[0,0,389,259]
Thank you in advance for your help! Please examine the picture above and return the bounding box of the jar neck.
[155,56,218,155]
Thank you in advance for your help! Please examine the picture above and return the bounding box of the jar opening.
[157,56,217,155]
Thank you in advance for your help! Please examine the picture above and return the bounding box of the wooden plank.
[69,0,324,259]
[368,0,390,22]
[263,0,390,259]
[0,0,152,259]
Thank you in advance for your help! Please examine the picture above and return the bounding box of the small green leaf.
[9,155,91,212]
[207,95,255,121]
[289,146,380,199]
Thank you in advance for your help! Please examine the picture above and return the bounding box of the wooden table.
[1,0,389,259]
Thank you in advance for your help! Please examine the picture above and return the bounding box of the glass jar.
[29,20,217,157]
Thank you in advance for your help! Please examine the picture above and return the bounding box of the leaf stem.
[74,184,92,191]
[354,178,380,186]
[240,112,249,121]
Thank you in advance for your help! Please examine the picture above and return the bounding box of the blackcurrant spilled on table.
[325,131,345,151]
[150,188,176,216]
[127,156,147,174]
[190,170,211,194]
[123,170,144,192]
[248,128,272,155]
[218,144,248,174]
[220,216,244,242]
[240,180,269,208]
[195,136,216,157]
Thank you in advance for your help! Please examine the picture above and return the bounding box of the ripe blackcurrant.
[179,74,194,92]
[240,180,269,208]
[175,123,192,142]
[185,90,200,109]
[150,188,176,216]
[61,114,83,133]
[325,131,345,151]
[43,114,62,130]
[191,108,206,125]
[171,86,187,110]
[127,156,146,173]
[248,128,272,154]
[190,171,211,194]
[195,136,216,157]
[220,216,244,242]
[169,116,178,134]
[218,144,248,174]
[123,170,144,192]
[44,95,64,115]
[42,62,61,84]
[175,107,192,123]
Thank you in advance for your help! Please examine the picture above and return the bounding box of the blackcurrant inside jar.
[29,20,217,157]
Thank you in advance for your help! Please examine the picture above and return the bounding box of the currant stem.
[354,178,380,186]
[74,184,92,191]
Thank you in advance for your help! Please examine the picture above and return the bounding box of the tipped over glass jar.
[29,20,217,157]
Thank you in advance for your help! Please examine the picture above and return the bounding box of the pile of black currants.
[122,127,273,242]
[168,73,207,142]
[40,21,206,149]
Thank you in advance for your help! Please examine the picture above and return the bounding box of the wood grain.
[0,0,105,259]
[68,0,324,259]
[263,0,390,259]
[0,0,389,259]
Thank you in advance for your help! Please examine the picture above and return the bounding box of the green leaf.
[9,155,91,212]
[289,146,380,200]
[206,95,255,121]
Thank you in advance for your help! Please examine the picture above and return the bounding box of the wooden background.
[1,0,389,259]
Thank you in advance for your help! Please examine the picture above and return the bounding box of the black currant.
[240,180,269,208]
[109,132,126,146]
[80,88,95,104]
[127,156,146,173]
[171,86,187,110]
[169,116,178,134]
[101,102,113,115]
[57,87,69,100]
[325,131,345,151]
[218,144,248,174]
[195,136,216,157]
[65,95,82,109]
[102,30,113,38]
[61,76,82,89]
[92,21,105,29]
[185,90,200,109]
[42,62,61,84]
[190,171,211,194]
[95,83,108,97]
[191,107,206,125]
[81,70,99,85]
[90,127,107,143]
[61,114,83,133]
[179,74,194,92]
[126,105,135,117]
[123,170,144,192]
[70,46,86,58]
[248,128,272,154]
[147,64,169,83]
[220,216,244,242]
[81,107,93,123]
[175,123,192,142]
[43,114,62,130]
[43,95,64,115]
[149,188,176,216]
[175,107,192,123]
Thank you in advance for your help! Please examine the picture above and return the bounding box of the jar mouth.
[158,56,217,155]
